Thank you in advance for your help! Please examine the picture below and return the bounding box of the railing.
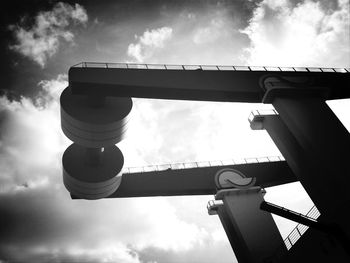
[207,200,224,215]
[265,205,320,262]
[248,109,279,122]
[283,205,320,250]
[122,155,285,174]
[72,62,350,73]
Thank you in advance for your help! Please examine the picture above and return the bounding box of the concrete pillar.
[216,187,286,263]
[270,98,350,238]
[257,114,329,213]
[216,205,252,263]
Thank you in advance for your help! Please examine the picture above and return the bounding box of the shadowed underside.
[69,62,350,103]
[72,160,296,198]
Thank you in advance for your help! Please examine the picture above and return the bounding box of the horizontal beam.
[69,66,350,103]
[72,161,297,199]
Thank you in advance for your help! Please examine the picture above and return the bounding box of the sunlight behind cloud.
[0,75,68,194]
[241,0,350,67]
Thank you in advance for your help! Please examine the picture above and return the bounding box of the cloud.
[0,75,68,195]
[120,99,280,167]
[9,2,88,68]
[0,239,143,263]
[240,0,350,67]
[123,4,252,65]
[193,18,226,44]
[0,75,224,262]
[127,27,173,62]
[133,240,236,263]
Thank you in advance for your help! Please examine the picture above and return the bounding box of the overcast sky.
[0,0,349,262]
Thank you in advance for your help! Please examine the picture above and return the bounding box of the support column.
[272,98,350,236]
[217,205,252,263]
[251,110,350,256]
[215,187,286,263]
[258,75,350,240]
[60,87,132,199]
[254,113,328,213]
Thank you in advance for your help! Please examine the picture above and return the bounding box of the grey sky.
[0,0,349,262]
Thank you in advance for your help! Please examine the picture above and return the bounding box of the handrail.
[71,62,350,73]
[283,205,320,250]
[207,200,224,210]
[261,201,319,226]
[248,109,279,122]
[266,205,320,262]
[122,155,285,174]
[207,200,224,215]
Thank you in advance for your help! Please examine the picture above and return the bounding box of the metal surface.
[72,160,296,199]
[63,144,123,199]
[283,206,320,250]
[60,87,132,147]
[69,62,350,103]
[260,201,322,230]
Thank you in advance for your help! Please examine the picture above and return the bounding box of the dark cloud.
[0,89,22,102]
[0,189,70,246]
[8,2,88,68]
[0,1,61,96]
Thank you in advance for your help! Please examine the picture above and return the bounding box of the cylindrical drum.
[62,143,124,200]
[60,87,132,148]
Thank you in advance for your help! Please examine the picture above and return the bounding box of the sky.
[0,0,349,262]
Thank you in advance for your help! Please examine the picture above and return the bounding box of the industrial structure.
[60,62,350,262]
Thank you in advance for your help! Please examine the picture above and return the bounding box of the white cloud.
[36,73,68,107]
[127,27,173,62]
[193,18,225,44]
[128,198,209,251]
[121,99,280,166]
[0,75,68,194]
[66,243,143,263]
[9,2,88,67]
[0,74,221,262]
[240,0,350,67]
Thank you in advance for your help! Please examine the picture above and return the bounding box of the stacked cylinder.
[60,87,132,199]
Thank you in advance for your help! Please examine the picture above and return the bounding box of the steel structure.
[60,62,350,263]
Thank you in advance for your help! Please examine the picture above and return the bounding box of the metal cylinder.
[62,144,123,200]
[60,86,132,199]
[60,87,132,148]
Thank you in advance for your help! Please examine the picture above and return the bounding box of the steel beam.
[72,161,296,199]
[69,67,350,102]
